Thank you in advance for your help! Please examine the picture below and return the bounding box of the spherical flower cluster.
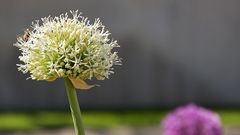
[15,10,121,85]
[161,104,223,135]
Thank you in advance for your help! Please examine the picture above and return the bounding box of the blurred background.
[1,0,240,135]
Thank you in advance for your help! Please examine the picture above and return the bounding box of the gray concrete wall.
[1,0,240,110]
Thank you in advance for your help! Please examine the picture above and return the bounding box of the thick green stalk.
[64,77,85,135]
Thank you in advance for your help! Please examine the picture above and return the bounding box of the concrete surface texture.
[1,0,240,109]
[1,127,240,135]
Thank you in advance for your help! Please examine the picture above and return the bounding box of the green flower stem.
[64,77,85,135]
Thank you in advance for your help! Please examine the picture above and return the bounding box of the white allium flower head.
[15,10,121,88]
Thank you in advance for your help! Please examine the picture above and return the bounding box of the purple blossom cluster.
[161,104,223,135]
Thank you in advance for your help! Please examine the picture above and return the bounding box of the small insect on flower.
[22,29,31,42]
[17,29,31,43]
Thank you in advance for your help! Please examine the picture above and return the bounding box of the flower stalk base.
[64,77,85,135]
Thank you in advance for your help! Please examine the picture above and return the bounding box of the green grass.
[83,111,166,129]
[0,112,73,131]
[0,110,239,131]
[218,110,240,127]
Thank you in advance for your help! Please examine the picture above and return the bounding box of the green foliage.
[0,112,72,131]
[0,110,239,131]
[82,111,166,129]
[218,110,240,127]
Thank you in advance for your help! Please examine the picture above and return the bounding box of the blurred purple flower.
[161,104,223,135]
